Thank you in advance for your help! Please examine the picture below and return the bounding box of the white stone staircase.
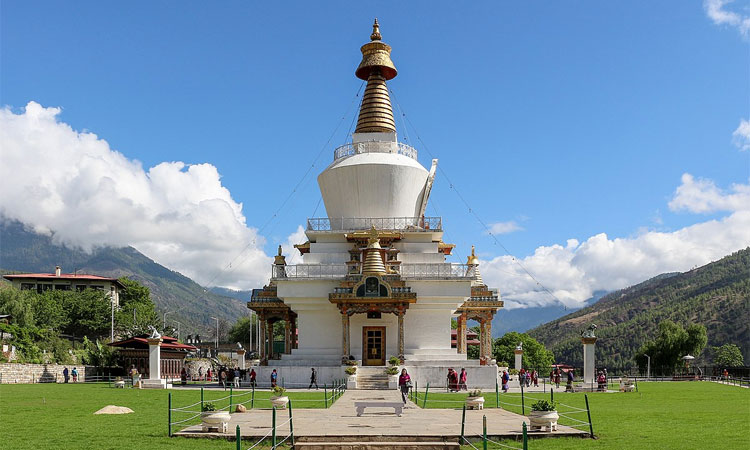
[356,366,390,390]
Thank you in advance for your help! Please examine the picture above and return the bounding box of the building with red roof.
[3,266,125,306]
[108,335,197,379]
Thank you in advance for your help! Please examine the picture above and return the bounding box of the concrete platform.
[174,389,588,444]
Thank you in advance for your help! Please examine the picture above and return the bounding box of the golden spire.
[466,245,479,266]
[274,245,287,265]
[362,226,387,274]
[355,19,397,133]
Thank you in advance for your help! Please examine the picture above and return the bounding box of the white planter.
[270,396,289,409]
[347,374,357,390]
[388,375,398,390]
[201,411,230,433]
[465,396,485,410]
[528,410,559,432]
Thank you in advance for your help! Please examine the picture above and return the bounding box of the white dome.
[318,150,429,219]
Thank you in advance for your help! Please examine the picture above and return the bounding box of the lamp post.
[175,321,181,341]
[645,354,651,380]
[163,311,175,330]
[210,316,219,355]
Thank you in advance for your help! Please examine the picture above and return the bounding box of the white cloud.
[668,173,750,214]
[488,221,523,235]
[481,175,750,310]
[704,0,750,38]
[0,101,279,289]
[732,118,750,151]
[281,225,307,265]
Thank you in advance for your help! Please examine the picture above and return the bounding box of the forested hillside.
[528,248,750,371]
[0,220,249,336]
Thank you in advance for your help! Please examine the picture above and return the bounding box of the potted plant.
[200,402,230,433]
[270,386,289,409]
[465,389,485,410]
[344,366,358,389]
[388,355,401,366]
[528,400,558,432]
[384,365,400,389]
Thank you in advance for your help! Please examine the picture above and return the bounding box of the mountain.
[527,248,750,370]
[0,220,250,335]
[492,291,611,337]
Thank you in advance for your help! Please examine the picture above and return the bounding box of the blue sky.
[1,1,748,308]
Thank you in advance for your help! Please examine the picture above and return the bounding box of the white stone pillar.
[148,337,162,380]
[237,349,246,370]
[514,349,523,371]
[582,337,597,386]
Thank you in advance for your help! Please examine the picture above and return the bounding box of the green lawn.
[415,383,749,449]
[1,382,748,449]
[0,383,332,449]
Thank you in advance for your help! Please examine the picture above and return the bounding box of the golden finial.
[466,245,480,266]
[274,245,287,265]
[367,225,381,248]
[370,18,382,41]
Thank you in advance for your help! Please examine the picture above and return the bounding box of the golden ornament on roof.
[355,19,397,133]
[466,245,480,266]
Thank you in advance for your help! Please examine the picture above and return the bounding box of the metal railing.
[333,141,418,161]
[306,216,442,232]
[272,263,472,280]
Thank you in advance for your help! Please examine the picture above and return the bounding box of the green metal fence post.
[235,424,241,450]
[482,414,487,450]
[201,387,204,411]
[460,404,466,443]
[551,387,554,403]
[288,399,295,446]
[521,383,525,415]
[272,406,277,448]
[230,386,233,413]
[585,394,595,439]
[522,422,528,450]
[168,392,172,437]
[495,379,499,408]
[324,384,328,408]
[251,383,255,409]
[423,382,430,409]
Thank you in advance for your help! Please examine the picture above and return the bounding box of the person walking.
[198,366,203,381]
[309,368,319,389]
[459,368,467,391]
[398,368,411,404]
[219,368,227,388]
[71,367,78,383]
[63,367,69,383]
[180,367,187,386]
[270,369,278,388]
[234,367,241,388]
[249,368,257,388]
[518,368,526,388]
[554,368,561,388]
[566,369,575,392]
[532,370,538,387]
[501,370,510,393]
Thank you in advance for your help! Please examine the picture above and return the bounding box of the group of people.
[446,368,468,392]
[61,367,78,383]
[518,368,538,388]
[596,368,608,391]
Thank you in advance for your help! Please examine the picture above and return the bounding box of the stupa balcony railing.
[333,141,418,162]
[272,263,472,280]
[306,216,442,232]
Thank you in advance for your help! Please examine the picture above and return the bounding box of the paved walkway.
[175,389,587,441]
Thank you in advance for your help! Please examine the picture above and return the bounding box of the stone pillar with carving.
[514,347,523,371]
[483,315,493,364]
[397,308,405,362]
[237,348,246,370]
[479,318,487,365]
[265,319,273,360]
[456,312,467,354]
[582,336,597,386]
[341,310,350,361]
[291,316,298,349]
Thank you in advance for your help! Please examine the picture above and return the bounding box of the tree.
[0,285,34,327]
[115,278,159,337]
[634,321,707,374]
[712,344,744,367]
[228,316,256,346]
[493,332,554,369]
[60,289,111,338]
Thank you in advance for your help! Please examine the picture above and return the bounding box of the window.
[20,283,35,291]
[75,285,87,292]
[54,284,71,291]
[37,284,52,293]
[91,285,104,291]
[367,311,381,319]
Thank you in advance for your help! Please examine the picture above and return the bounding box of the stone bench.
[354,401,403,417]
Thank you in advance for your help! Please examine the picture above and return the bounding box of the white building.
[4,265,123,306]
[249,20,503,388]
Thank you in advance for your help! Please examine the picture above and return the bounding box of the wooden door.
[362,326,386,366]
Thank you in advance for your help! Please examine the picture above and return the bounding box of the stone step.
[293,441,459,449]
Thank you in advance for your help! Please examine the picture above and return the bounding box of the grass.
[416,382,750,449]
[1,382,748,449]
[0,383,334,449]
